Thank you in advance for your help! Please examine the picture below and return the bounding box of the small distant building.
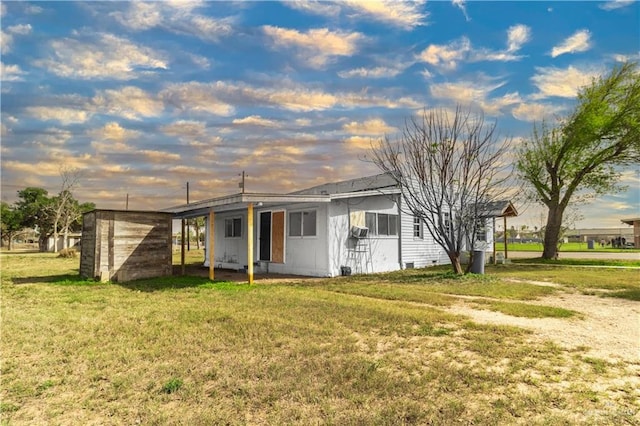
[80,210,173,282]
[621,218,640,248]
[46,233,81,252]
[565,227,634,245]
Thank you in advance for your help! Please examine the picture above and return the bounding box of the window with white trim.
[444,212,452,235]
[365,212,398,236]
[413,216,423,238]
[476,218,487,241]
[225,218,242,238]
[289,210,316,237]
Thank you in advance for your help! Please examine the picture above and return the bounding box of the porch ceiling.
[164,192,331,219]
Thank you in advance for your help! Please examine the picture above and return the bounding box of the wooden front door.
[271,211,285,263]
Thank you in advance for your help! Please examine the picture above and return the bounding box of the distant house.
[166,173,517,279]
[46,233,81,252]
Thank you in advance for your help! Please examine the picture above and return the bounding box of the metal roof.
[163,192,331,219]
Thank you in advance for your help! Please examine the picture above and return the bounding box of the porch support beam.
[247,203,254,285]
[181,219,186,275]
[208,209,215,281]
[503,215,508,260]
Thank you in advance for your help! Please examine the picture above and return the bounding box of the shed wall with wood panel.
[80,210,173,282]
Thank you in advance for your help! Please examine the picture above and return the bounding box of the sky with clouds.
[1,0,639,228]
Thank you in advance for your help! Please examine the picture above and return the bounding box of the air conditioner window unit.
[351,226,369,239]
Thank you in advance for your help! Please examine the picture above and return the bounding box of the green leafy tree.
[1,202,24,250]
[517,62,640,259]
[15,187,54,251]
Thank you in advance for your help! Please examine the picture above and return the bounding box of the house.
[166,173,517,281]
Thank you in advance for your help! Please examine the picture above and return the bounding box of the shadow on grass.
[119,275,248,293]
[11,273,100,286]
[603,289,640,301]
[11,272,249,292]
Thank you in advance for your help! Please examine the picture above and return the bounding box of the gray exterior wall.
[80,210,173,282]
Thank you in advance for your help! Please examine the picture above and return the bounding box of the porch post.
[181,219,186,275]
[493,217,497,265]
[208,209,215,281]
[247,203,254,284]
[503,215,508,260]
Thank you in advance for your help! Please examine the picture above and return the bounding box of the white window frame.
[413,216,423,239]
[476,218,487,242]
[288,209,317,238]
[365,212,399,237]
[224,217,242,238]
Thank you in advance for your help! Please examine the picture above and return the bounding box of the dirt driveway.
[446,279,639,363]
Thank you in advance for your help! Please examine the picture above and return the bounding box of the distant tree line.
[1,172,95,252]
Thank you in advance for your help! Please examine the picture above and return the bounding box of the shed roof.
[621,218,640,225]
[477,200,518,218]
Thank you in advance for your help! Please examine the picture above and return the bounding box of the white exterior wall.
[267,203,330,277]
[399,212,450,268]
[327,195,402,276]
[204,211,249,269]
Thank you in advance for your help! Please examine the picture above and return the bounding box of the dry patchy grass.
[1,253,639,425]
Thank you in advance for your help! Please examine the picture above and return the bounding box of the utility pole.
[239,171,246,193]
[125,193,129,211]
[186,182,190,251]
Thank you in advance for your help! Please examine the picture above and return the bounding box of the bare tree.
[371,106,512,274]
[50,168,82,252]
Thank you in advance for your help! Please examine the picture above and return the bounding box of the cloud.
[343,118,396,135]
[34,33,168,80]
[141,150,181,163]
[418,37,471,70]
[550,29,592,57]
[286,0,427,29]
[88,122,141,142]
[1,61,27,81]
[110,1,234,43]
[263,26,364,68]
[507,24,531,52]
[38,128,73,146]
[452,0,470,21]
[7,24,33,35]
[161,120,207,138]
[343,0,428,30]
[232,115,280,128]
[25,106,91,124]
[345,135,377,150]
[160,82,235,116]
[599,0,635,10]
[93,86,164,119]
[338,66,405,79]
[511,102,565,122]
[531,65,601,99]
[470,24,531,62]
[430,77,522,115]
[0,31,12,54]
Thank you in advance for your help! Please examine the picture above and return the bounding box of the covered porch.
[165,192,331,284]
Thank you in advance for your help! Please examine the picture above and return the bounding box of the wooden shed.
[80,210,173,282]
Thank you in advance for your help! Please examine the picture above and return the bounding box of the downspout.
[326,202,332,277]
[397,194,403,270]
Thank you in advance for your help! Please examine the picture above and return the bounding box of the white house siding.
[399,212,450,268]
[267,203,330,277]
[328,195,403,276]
[204,211,248,269]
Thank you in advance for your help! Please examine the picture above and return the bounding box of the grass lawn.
[495,241,640,253]
[1,252,639,424]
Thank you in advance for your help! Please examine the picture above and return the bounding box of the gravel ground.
[446,280,640,363]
